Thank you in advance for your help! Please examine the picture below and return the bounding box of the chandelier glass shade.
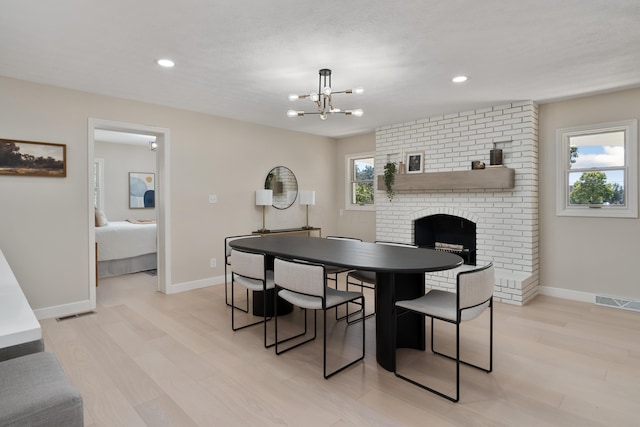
[287,69,363,120]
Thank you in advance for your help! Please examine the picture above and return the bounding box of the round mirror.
[265,166,298,209]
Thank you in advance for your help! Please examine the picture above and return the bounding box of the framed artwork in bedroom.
[129,172,155,209]
[0,138,67,177]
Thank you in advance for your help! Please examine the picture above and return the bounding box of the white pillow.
[95,209,109,227]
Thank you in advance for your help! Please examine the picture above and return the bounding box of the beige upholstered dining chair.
[224,234,261,310]
[394,263,495,402]
[345,241,418,322]
[229,248,275,348]
[273,257,365,379]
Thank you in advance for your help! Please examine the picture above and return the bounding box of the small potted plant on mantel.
[383,161,397,202]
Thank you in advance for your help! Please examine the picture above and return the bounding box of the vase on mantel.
[398,162,406,174]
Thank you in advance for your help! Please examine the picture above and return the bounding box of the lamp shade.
[256,189,273,206]
[299,190,316,206]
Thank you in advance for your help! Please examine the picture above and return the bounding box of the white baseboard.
[34,299,96,320]
[34,275,227,318]
[537,286,595,303]
[167,274,226,294]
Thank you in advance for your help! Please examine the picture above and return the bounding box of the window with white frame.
[94,158,105,211]
[345,153,375,210]
[556,119,637,218]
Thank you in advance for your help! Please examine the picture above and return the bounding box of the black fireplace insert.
[414,214,476,265]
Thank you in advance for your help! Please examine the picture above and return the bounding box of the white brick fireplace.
[376,102,539,305]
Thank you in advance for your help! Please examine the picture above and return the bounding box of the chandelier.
[287,68,364,120]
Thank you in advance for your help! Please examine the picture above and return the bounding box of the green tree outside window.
[569,171,615,205]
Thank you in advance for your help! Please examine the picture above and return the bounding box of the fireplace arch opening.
[414,214,476,265]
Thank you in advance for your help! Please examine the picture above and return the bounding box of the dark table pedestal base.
[252,289,293,317]
[375,272,426,372]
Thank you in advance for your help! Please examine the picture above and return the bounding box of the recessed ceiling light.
[157,59,175,68]
[452,75,468,83]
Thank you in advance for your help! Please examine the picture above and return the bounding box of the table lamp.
[299,190,316,229]
[256,189,273,233]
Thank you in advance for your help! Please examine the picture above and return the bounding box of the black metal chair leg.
[323,296,366,379]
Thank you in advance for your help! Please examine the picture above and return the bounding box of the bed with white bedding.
[95,221,157,278]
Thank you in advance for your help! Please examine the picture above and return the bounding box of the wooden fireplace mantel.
[377,167,515,192]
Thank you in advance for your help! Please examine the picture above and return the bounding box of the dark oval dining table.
[229,235,463,371]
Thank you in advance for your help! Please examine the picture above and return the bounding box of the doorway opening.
[88,118,171,308]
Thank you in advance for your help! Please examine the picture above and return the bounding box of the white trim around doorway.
[88,118,172,307]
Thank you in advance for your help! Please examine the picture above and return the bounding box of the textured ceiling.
[1,0,640,138]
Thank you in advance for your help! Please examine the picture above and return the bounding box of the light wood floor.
[40,273,640,427]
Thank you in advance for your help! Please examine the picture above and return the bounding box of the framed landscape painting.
[0,138,66,177]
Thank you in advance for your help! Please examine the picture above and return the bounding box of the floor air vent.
[595,296,640,313]
[56,311,96,322]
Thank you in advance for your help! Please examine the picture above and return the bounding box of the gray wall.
[539,87,640,300]
[0,76,339,314]
[3,72,639,316]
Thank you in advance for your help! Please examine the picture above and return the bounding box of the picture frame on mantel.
[406,151,424,174]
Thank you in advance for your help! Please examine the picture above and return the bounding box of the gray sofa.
[0,339,83,427]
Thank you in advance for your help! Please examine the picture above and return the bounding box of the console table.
[252,227,322,237]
